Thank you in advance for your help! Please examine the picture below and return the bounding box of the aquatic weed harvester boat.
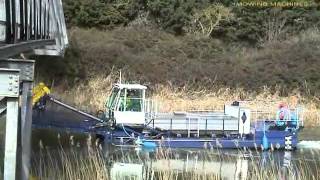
[32,83,304,150]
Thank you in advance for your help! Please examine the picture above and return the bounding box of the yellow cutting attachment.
[32,83,50,105]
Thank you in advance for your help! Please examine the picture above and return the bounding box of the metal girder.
[0,58,35,81]
[34,48,63,56]
[0,39,55,58]
[0,68,20,97]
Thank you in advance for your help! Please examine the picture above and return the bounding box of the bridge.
[0,0,68,179]
[0,0,68,57]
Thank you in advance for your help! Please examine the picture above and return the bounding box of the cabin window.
[118,89,143,112]
[106,88,120,110]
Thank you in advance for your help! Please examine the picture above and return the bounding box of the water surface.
[29,127,320,179]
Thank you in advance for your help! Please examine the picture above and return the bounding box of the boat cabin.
[106,83,147,125]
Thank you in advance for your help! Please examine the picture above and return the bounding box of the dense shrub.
[63,0,320,44]
[63,0,141,28]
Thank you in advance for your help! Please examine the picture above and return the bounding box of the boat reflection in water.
[111,163,144,180]
[107,147,296,180]
[111,156,248,180]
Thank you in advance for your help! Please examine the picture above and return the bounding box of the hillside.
[36,26,320,96]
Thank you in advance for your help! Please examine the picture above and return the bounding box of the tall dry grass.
[53,73,320,127]
[31,137,109,180]
[30,134,320,180]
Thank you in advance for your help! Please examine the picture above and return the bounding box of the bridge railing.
[0,0,68,57]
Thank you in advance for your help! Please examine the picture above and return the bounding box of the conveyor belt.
[32,95,104,133]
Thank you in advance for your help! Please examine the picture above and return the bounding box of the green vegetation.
[62,0,320,43]
[62,0,320,38]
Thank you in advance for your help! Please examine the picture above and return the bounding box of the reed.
[30,134,320,180]
[54,74,320,127]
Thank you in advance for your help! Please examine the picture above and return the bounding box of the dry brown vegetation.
[53,71,320,127]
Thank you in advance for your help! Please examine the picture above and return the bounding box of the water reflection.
[109,149,249,180]
[103,145,306,180]
[30,129,320,180]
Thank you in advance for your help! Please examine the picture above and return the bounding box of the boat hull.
[105,130,298,150]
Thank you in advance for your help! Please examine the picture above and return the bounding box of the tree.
[189,4,233,37]
[263,9,288,44]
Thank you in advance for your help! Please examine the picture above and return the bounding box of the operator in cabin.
[126,90,134,111]
[127,90,142,111]
[119,90,141,112]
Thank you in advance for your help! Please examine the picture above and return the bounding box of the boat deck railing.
[145,99,159,120]
[147,113,239,137]
[251,107,304,128]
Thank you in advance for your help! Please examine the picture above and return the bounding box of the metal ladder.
[187,117,200,138]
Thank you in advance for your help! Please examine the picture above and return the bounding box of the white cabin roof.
[114,83,147,90]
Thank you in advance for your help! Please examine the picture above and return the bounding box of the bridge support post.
[4,97,20,179]
[0,59,35,180]
[0,68,20,180]
[19,81,33,180]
